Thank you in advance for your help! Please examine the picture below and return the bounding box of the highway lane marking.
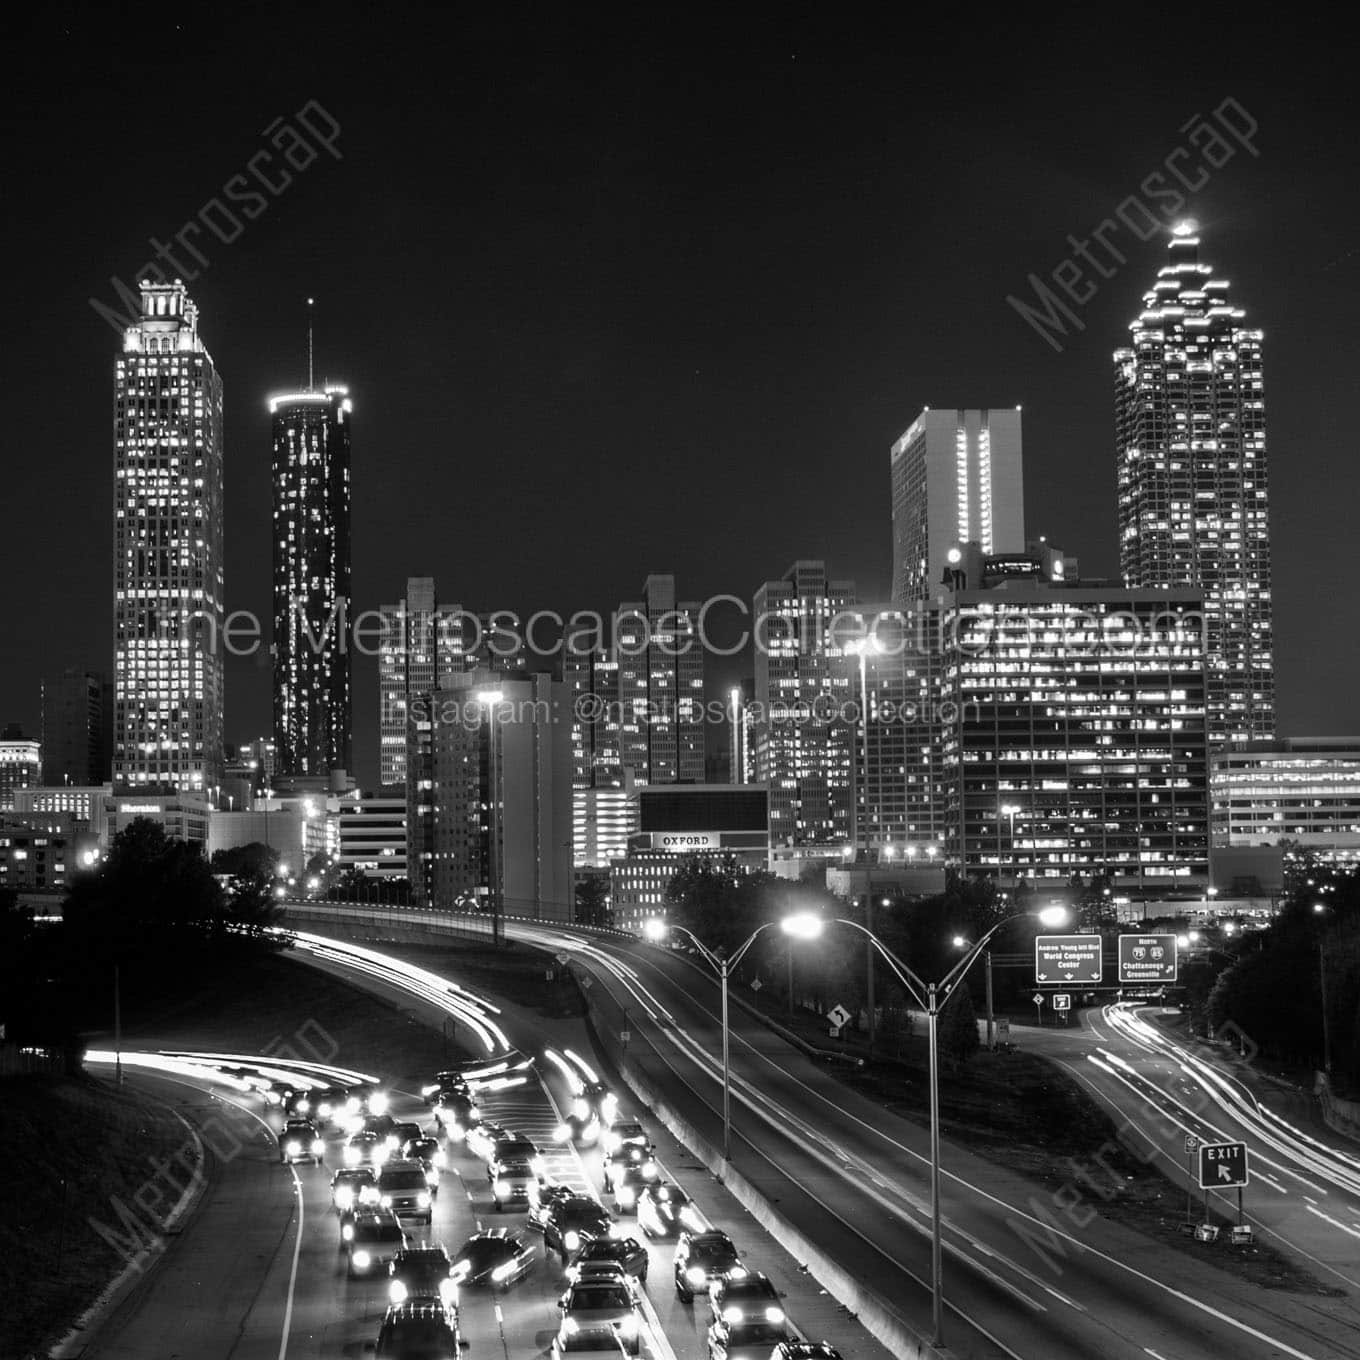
[581,940,1343,1360]
[276,1165,304,1360]
[1304,1204,1360,1240]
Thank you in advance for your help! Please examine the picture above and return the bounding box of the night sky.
[4,11,1357,789]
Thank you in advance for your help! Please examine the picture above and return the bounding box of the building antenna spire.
[307,297,315,390]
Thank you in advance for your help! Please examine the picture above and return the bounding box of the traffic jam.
[96,1043,847,1360]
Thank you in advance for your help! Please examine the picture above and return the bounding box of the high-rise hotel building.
[113,281,224,795]
[270,385,353,778]
[891,408,1025,604]
[1114,222,1273,746]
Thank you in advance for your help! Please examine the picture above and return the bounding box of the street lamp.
[999,803,1021,885]
[1314,902,1333,1073]
[644,912,822,1164]
[818,903,1069,1346]
[951,933,996,1049]
[845,634,884,1049]
[476,689,505,947]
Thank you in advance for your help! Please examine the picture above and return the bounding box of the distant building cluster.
[3,224,1330,920]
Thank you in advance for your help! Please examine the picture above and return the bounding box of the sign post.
[1118,934,1178,985]
[1052,993,1071,1024]
[1034,935,1103,984]
[1196,1140,1249,1241]
[1032,991,1044,1026]
[1183,1134,1199,1224]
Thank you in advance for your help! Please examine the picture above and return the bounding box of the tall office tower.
[406,672,573,919]
[938,578,1209,887]
[565,643,622,787]
[41,669,113,786]
[616,575,705,785]
[890,408,1025,604]
[378,578,466,790]
[113,280,224,795]
[752,561,857,848]
[0,734,41,811]
[1114,222,1273,746]
[270,385,353,778]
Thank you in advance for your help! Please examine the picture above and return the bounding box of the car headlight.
[446,1123,466,1141]
[285,1141,300,1156]
[680,1208,702,1230]
[765,1306,785,1324]
[345,1097,361,1116]
[360,1185,380,1204]
[563,1317,580,1335]
[434,1149,447,1168]
[609,1223,629,1240]
[641,1164,658,1180]
[417,1191,431,1208]
[342,1223,355,1241]
[617,1186,635,1205]
[311,1139,325,1155]
[421,1083,440,1097]
[385,1134,400,1149]
[439,1277,458,1306]
[369,1092,389,1115]
[618,1315,638,1337]
[686,1266,706,1286]
[351,1249,371,1269]
[318,1102,332,1118]
[494,1180,510,1196]
[723,1305,743,1324]
[553,1123,571,1143]
[491,1261,515,1282]
[335,1188,354,1210]
[343,1146,359,1166]
[389,1279,407,1305]
[728,1266,748,1280]
[564,1230,580,1251]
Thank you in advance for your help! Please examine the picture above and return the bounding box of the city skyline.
[5,18,1358,795]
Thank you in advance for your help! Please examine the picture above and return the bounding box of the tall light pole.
[1000,803,1020,886]
[845,636,882,1045]
[477,689,505,948]
[644,913,822,1165]
[806,903,1069,1346]
[952,934,994,1048]
[1314,902,1333,1074]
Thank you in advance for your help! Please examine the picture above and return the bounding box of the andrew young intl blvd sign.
[1034,935,1103,984]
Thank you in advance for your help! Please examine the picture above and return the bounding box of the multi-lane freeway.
[67,914,1360,1360]
[67,929,889,1360]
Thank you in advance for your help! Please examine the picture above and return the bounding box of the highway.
[1024,1000,1360,1293]
[483,915,1360,1360]
[70,933,894,1360]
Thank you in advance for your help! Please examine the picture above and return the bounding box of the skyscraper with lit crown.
[113,280,224,795]
[1114,222,1273,746]
[270,383,353,778]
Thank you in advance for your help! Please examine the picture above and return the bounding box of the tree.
[938,980,980,1068]
[575,873,612,929]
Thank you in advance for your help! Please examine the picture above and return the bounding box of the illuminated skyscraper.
[113,280,224,795]
[890,408,1025,604]
[270,384,353,778]
[1114,222,1273,746]
[751,561,857,848]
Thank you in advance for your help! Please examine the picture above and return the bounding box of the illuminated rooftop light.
[1172,219,1199,237]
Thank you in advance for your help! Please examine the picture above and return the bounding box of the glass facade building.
[270,386,353,778]
[113,281,224,795]
[1114,223,1273,746]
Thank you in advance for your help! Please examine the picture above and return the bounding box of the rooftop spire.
[307,297,315,390]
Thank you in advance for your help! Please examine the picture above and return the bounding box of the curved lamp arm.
[832,918,928,1011]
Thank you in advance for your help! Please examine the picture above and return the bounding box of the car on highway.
[279,1118,325,1164]
[636,1182,701,1239]
[361,1112,397,1138]
[528,1182,578,1230]
[344,1083,389,1117]
[449,1229,536,1290]
[542,1195,614,1265]
[580,1080,619,1127]
[343,1130,389,1170]
[770,1344,844,1360]
[465,1119,515,1163]
[601,1142,658,1194]
[706,1311,790,1360]
[386,1119,424,1151]
[403,1134,446,1172]
[344,1209,407,1278]
[609,1163,660,1214]
[567,1260,630,1288]
[421,1070,471,1104]
[556,1277,641,1356]
[709,1271,783,1324]
[489,1137,545,1180]
[433,1091,480,1139]
[601,1119,651,1157]
[569,1234,648,1284]
[330,1167,378,1212]
[674,1230,746,1302]
[550,1328,630,1359]
[387,1244,458,1312]
[374,1302,462,1360]
[377,1160,435,1222]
